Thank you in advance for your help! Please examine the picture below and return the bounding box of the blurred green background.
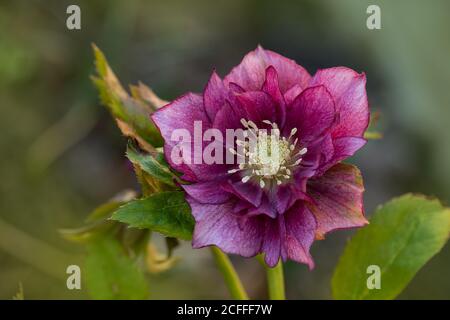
[1,0,449,299]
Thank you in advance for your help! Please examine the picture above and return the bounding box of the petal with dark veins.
[224,46,311,93]
[284,85,337,144]
[221,180,264,207]
[182,181,231,204]
[307,163,367,239]
[284,203,316,269]
[151,93,209,181]
[203,71,227,122]
[262,66,286,125]
[188,197,264,257]
[262,215,284,267]
[309,67,369,138]
[236,91,277,125]
[284,84,304,106]
[317,136,367,176]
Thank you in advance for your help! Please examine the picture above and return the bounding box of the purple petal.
[224,46,311,93]
[151,93,209,181]
[309,67,369,138]
[182,181,231,204]
[284,84,304,106]
[228,82,245,94]
[152,93,227,181]
[247,196,277,218]
[284,85,337,144]
[300,134,334,177]
[262,215,284,267]
[212,100,247,134]
[262,66,286,125]
[203,71,227,121]
[284,203,316,269]
[316,136,367,176]
[236,91,277,125]
[284,184,314,212]
[233,200,252,213]
[188,197,264,257]
[332,136,367,159]
[271,185,292,214]
[221,180,263,207]
[267,185,298,215]
[307,163,368,239]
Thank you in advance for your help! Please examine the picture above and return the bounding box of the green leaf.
[126,142,177,187]
[60,190,136,243]
[91,44,163,149]
[131,163,155,196]
[86,190,136,222]
[130,81,168,109]
[85,235,149,300]
[111,191,194,240]
[332,194,450,300]
[59,220,115,243]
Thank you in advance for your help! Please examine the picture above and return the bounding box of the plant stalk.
[211,246,249,300]
[258,256,286,300]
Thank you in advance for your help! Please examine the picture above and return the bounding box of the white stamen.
[229,119,308,187]
[247,120,258,130]
[242,176,251,183]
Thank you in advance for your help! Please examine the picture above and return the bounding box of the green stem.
[258,256,286,300]
[211,246,249,300]
[0,218,77,281]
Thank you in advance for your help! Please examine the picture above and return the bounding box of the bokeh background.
[1,0,449,299]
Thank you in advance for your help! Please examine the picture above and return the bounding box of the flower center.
[228,119,307,188]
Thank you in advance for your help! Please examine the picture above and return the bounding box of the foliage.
[61,46,189,299]
[332,194,450,299]
[91,44,165,151]
[85,235,149,300]
[111,191,195,241]
[62,45,450,300]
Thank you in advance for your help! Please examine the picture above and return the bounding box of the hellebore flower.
[152,46,369,268]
